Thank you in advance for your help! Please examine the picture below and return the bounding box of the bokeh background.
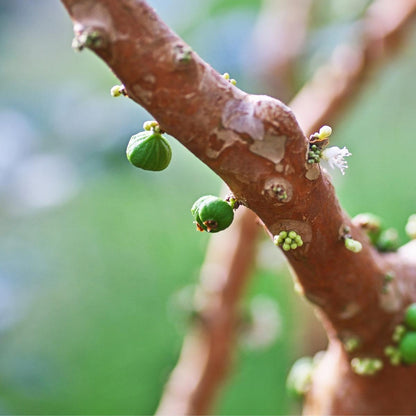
[1,0,416,414]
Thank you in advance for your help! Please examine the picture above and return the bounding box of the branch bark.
[156,1,316,413]
[59,0,416,414]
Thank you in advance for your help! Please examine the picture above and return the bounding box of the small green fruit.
[194,197,234,233]
[126,131,172,171]
[399,332,416,364]
[191,195,217,231]
[405,303,416,330]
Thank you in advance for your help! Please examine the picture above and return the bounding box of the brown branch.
[59,0,416,414]
[156,1,315,413]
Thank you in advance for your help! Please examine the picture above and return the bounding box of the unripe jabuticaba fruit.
[399,331,416,364]
[198,197,234,233]
[191,196,218,231]
[126,131,172,171]
[405,303,416,330]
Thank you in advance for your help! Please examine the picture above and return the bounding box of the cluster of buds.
[143,120,163,133]
[307,144,322,164]
[351,357,383,376]
[308,125,352,175]
[274,231,303,252]
[222,72,237,86]
[272,185,287,201]
[307,125,332,164]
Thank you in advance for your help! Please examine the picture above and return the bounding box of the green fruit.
[399,332,416,364]
[126,131,172,171]
[405,304,416,330]
[191,195,217,231]
[198,197,234,233]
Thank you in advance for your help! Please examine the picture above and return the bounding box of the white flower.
[321,146,351,175]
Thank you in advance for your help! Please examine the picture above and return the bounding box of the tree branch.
[156,0,316,413]
[59,0,416,414]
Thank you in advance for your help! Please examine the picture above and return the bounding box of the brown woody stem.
[60,0,416,414]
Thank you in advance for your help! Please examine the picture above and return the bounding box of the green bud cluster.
[382,272,395,293]
[392,324,406,343]
[350,357,383,376]
[272,185,287,201]
[384,345,401,366]
[274,231,303,252]
[222,72,237,86]
[307,144,322,164]
[143,120,161,132]
[344,336,360,353]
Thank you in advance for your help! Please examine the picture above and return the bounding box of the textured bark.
[59,0,416,414]
[156,1,316,413]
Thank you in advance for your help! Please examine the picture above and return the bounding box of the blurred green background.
[0,0,416,414]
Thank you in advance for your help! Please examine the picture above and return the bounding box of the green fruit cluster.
[274,231,303,251]
[351,357,383,376]
[126,130,172,171]
[191,196,234,233]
